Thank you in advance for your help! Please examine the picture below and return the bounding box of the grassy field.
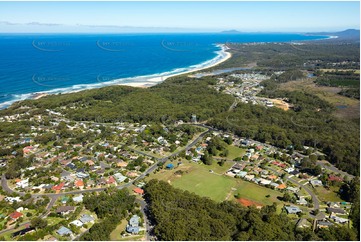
[148,160,235,202]
[118,234,144,241]
[231,179,283,205]
[312,186,344,203]
[172,167,235,202]
[224,145,246,160]
[279,78,360,120]
[147,159,283,206]
[110,219,128,241]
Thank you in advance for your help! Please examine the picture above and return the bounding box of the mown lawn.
[232,179,283,205]
[147,160,235,202]
[148,159,283,206]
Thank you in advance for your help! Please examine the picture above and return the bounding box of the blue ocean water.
[0,33,327,108]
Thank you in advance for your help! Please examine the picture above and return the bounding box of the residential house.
[236,171,247,178]
[107,176,116,185]
[66,163,77,170]
[8,211,23,221]
[76,172,89,179]
[56,206,75,215]
[52,183,65,192]
[15,179,29,189]
[327,202,340,208]
[113,173,127,183]
[285,167,295,173]
[116,161,128,168]
[270,182,279,189]
[75,180,84,189]
[317,220,333,229]
[57,226,72,236]
[126,215,140,234]
[328,175,343,183]
[79,214,95,224]
[133,187,144,195]
[70,220,83,227]
[244,174,255,181]
[310,180,323,187]
[286,186,300,193]
[259,178,272,185]
[126,171,138,178]
[330,215,348,224]
[277,183,287,190]
[268,175,277,180]
[285,206,302,214]
[73,194,83,203]
[326,207,346,215]
[296,197,308,206]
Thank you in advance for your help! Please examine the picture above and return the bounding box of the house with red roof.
[328,175,343,182]
[52,182,65,191]
[8,211,23,221]
[133,188,144,195]
[277,184,287,190]
[107,176,116,185]
[22,146,35,155]
[75,180,84,189]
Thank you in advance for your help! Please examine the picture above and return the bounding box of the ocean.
[0,33,327,109]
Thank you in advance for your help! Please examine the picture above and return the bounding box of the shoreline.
[1,44,232,107]
[132,44,232,87]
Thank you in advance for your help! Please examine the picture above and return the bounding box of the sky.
[0,1,359,33]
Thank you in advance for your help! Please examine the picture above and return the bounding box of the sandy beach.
[24,44,232,101]
[120,44,232,88]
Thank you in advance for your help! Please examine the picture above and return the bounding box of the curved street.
[0,126,211,236]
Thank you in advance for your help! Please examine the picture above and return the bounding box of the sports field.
[147,159,282,205]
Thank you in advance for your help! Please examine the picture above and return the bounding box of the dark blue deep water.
[0,33,327,108]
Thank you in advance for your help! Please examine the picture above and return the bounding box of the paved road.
[0,221,31,236]
[316,161,354,180]
[265,166,320,210]
[0,126,211,236]
[136,198,150,241]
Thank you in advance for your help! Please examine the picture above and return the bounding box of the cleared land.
[279,78,360,119]
[224,145,246,160]
[231,179,282,206]
[147,159,282,206]
[312,186,344,203]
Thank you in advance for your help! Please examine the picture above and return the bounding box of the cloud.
[26,22,63,26]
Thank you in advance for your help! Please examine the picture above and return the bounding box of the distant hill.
[307,29,360,40]
[220,29,242,34]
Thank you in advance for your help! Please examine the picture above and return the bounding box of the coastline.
[125,44,232,88]
[3,44,232,106]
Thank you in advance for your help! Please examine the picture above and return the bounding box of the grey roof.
[326,207,346,214]
[129,215,139,227]
[126,226,139,234]
[285,206,302,214]
[80,214,94,224]
[57,226,72,236]
[56,206,75,214]
[317,221,333,227]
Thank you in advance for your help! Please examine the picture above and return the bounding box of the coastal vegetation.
[0,40,359,241]
[144,179,357,241]
[80,188,136,241]
[2,58,359,177]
